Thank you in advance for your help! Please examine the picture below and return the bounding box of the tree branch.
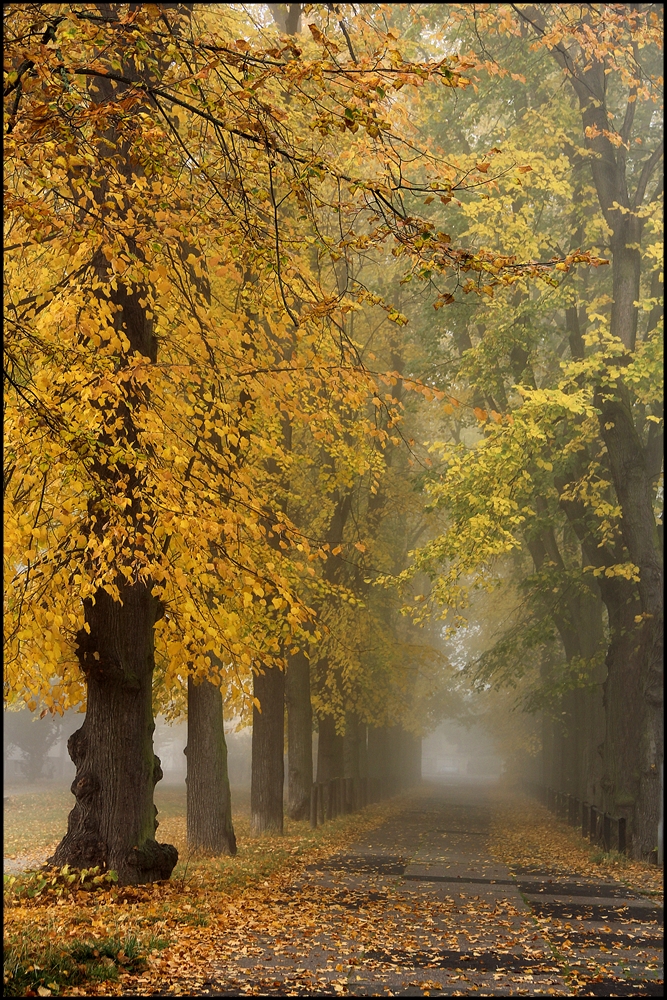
[632,139,664,210]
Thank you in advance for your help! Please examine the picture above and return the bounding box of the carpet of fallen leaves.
[4,786,412,997]
[4,785,663,997]
[490,790,663,997]
[490,792,664,902]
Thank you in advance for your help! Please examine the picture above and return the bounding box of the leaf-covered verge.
[491,791,664,902]
[4,792,408,997]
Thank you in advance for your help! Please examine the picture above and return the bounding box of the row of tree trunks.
[528,2,664,862]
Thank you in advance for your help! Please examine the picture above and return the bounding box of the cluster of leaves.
[4,865,118,904]
[3,2,609,744]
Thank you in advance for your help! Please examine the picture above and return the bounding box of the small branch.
[620,87,637,145]
[632,140,664,210]
[326,3,358,64]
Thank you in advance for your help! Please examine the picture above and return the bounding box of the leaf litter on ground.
[4,786,663,997]
[490,790,663,996]
[5,788,414,996]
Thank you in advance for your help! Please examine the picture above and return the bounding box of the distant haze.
[3,709,253,790]
[422,720,503,782]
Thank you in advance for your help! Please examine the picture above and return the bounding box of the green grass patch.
[3,930,149,997]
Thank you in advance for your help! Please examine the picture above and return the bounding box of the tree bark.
[49,584,178,883]
[367,725,388,799]
[251,665,285,835]
[185,676,236,855]
[285,650,313,820]
[267,3,303,34]
[316,713,344,782]
[343,712,362,780]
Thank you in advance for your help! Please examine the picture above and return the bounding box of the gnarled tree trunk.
[185,676,236,855]
[49,585,177,883]
[251,665,285,834]
[286,650,312,820]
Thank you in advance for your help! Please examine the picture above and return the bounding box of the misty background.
[4,708,503,795]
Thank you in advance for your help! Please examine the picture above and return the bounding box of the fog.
[5,708,503,795]
[421,720,504,783]
[3,709,254,792]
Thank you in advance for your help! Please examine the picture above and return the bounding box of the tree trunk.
[49,585,178,883]
[358,722,368,781]
[367,725,388,799]
[343,712,361,780]
[402,730,422,788]
[601,602,642,845]
[251,665,285,835]
[285,651,312,820]
[596,387,664,856]
[316,713,344,782]
[185,676,236,855]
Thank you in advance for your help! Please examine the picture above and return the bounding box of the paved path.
[188,781,663,997]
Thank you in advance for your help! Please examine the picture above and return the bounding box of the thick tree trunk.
[596,389,664,855]
[367,725,388,799]
[343,713,361,780]
[49,585,178,883]
[316,713,344,783]
[285,651,312,820]
[251,665,285,835]
[185,676,236,855]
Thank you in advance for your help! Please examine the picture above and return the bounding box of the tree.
[388,2,662,858]
[512,0,663,861]
[4,708,65,783]
[4,2,586,877]
[185,674,236,855]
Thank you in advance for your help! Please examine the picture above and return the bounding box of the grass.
[4,787,75,859]
[3,928,156,997]
[3,782,243,862]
